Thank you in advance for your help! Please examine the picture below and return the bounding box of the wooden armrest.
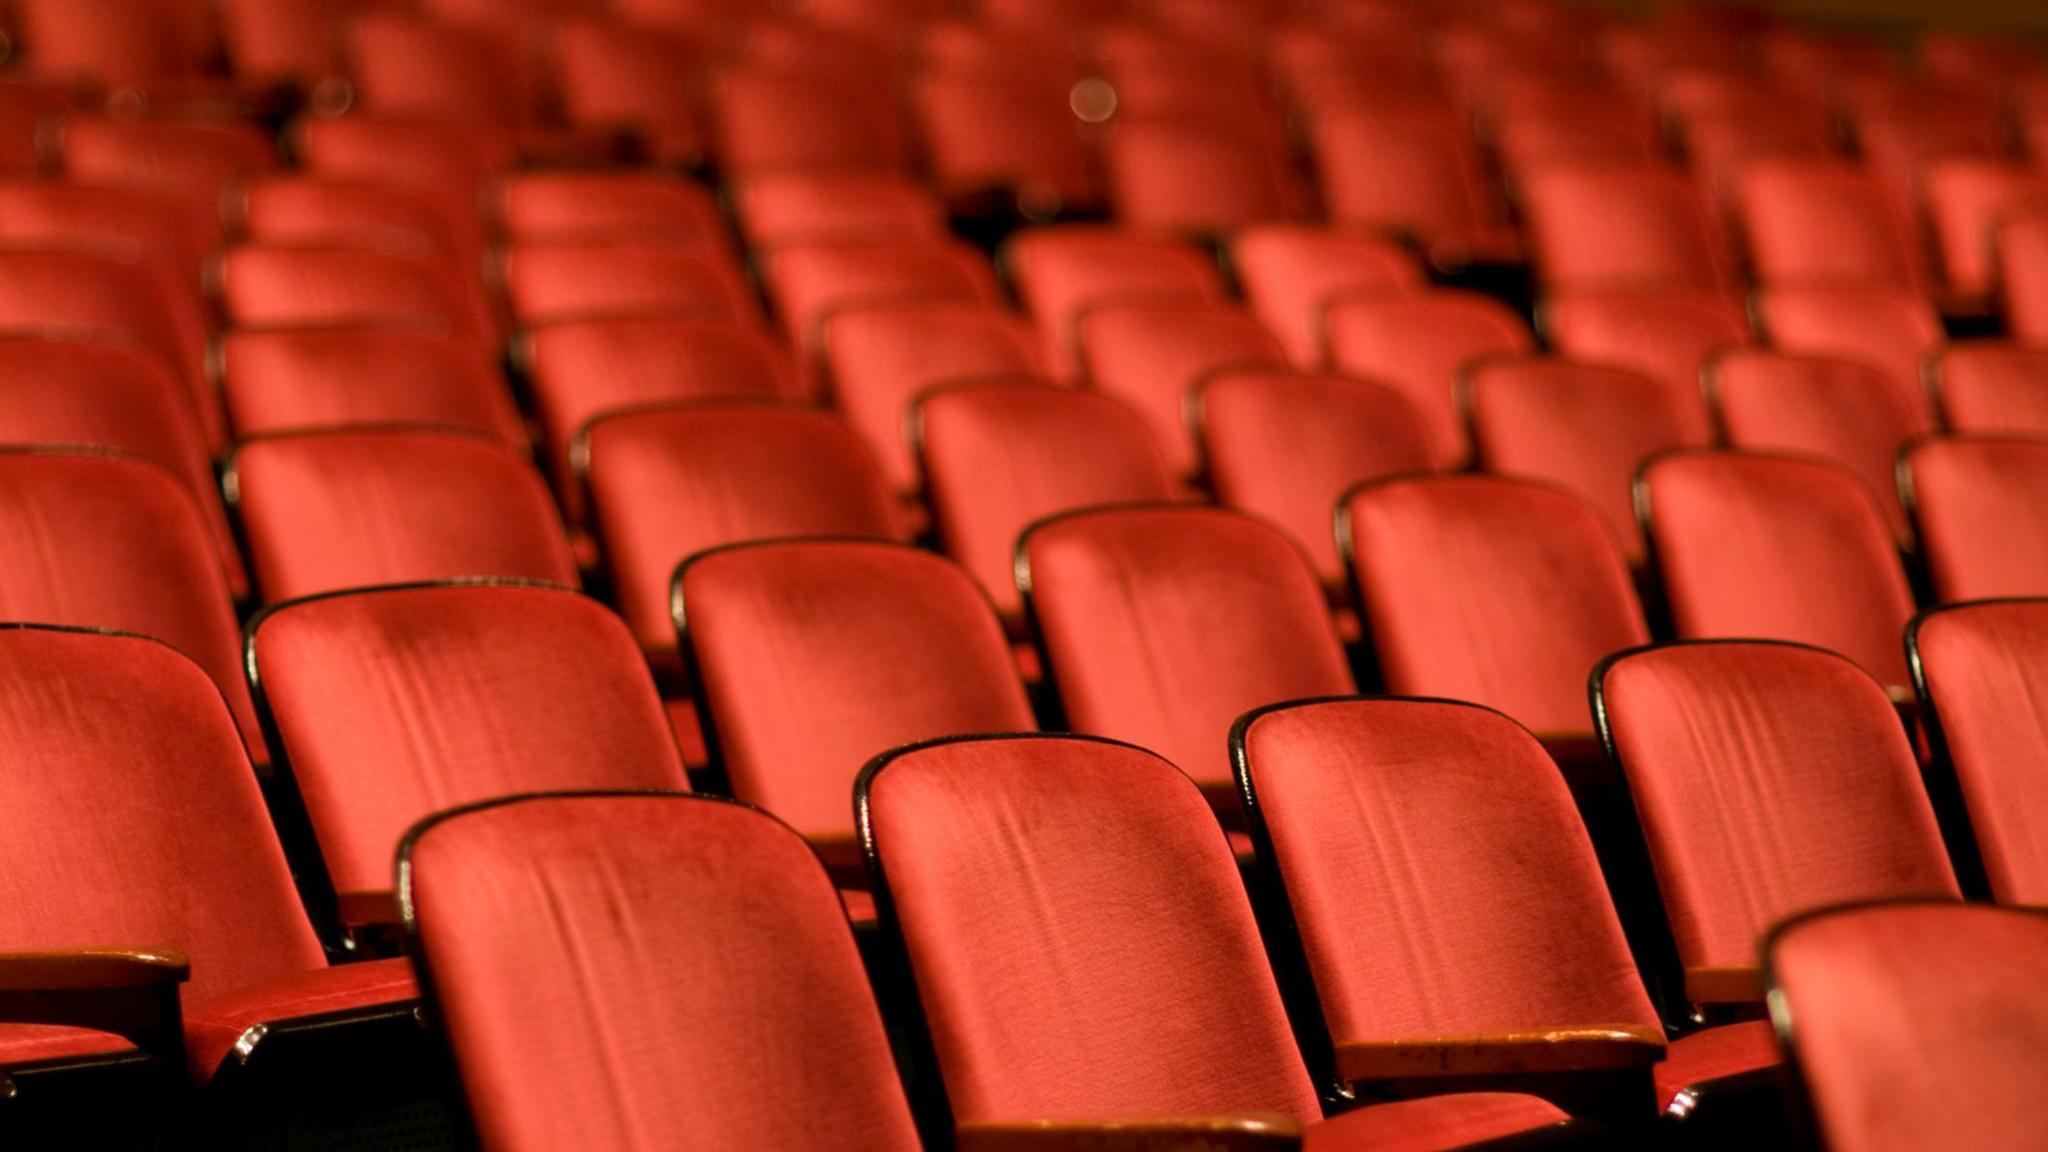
[1686,966,1765,1005]
[957,1116,1302,1152]
[0,949,188,1062]
[1336,1024,1666,1081]
[0,950,188,992]
[334,890,400,929]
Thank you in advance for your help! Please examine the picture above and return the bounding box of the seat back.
[228,427,577,604]
[252,582,690,905]
[219,245,492,342]
[1020,506,1353,794]
[501,240,758,329]
[1929,343,2048,435]
[1522,162,1731,293]
[1999,207,2048,345]
[1105,118,1297,235]
[1594,642,1957,987]
[238,177,464,270]
[1342,475,1649,736]
[1077,302,1288,476]
[403,792,922,1152]
[680,540,1033,844]
[761,240,1000,351]
[1230,225,1423,367]
[60,117,276,249]
[858,734,1323,1124]
[220,326,523,444]
[1312,105,1500,246]
[735,171,950,250]
[1903,436,2048,603]
[1767,903,2048,1152]
[493,171,725,248]
[1754,287,1943,421]
[711,68,909,177]
[1324,289,1534,468]
[1004,227,1225,376]
[1540,290,1746,440]
[1925,157,2048,299]
[1735,159,1924,291]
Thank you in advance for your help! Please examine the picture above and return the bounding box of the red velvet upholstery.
[735,171,949,250]
[0,180,209,319]
[553,18,709,168]
[1656,1021,1780,1110]
[1231,226,1423,367]
[527,317,797,520]
[1312,106,1516,267]
[230,427,577,605]
[914,71,1099,212]
[1754,287,1944,420]
[1105,119,1298,235]
[1912,600,2048,904]
[1541,290,1748,440]
[917,383,1180,620]
[218,0,347,86]
[760,240,1000,350]
[348,14,536,128]
[1020,506,1353,795]
[1999,207,2048,345]
[1905,436,2048,603]
[581,403,899,671]
[1467,358,1701,561]
[1640,452,1916,690]
[185,956,417,1082]
[0,450,262,755]
[221,327,523,444]
[1925,158,2048,302]
[0,627,407,1080]
[0,1024,133,1069]
[1323,290,1534,468]
[1597,642,1959,984]
[1005,227,1226,376]
[712,68,909,177]
[0,337,242,591]
[238,177,464,273]
[1077,302,1288,476]
[1769,903,2048,1152]
[251,582,689,902]
[501,240,758,329]
[1930,343,2048,435]
[19,0,216,89]
[59,117,276,251]
[824,302,1047,493]
[1734,159,1925,292]
[493,171,725,248]
[862,734,1568,1145]
[293,117,512,256]
[1343,475,1649,736]
[1708,351,1930,536]
[682,541,1033,843]
[1200,369,1435,588]
[404,793,923,1152]
[1521,161,1731,294]
[218,245,492,343]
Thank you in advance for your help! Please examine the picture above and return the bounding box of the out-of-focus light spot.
[1070,78,1117,124]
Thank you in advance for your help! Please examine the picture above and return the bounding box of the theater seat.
[1005,226,1225,377]
[760,239,1000,353]
[1230,226,1424,367]
[1902,436,2048,602]
[1927,343,2048,435]
[1997,206,2048,345]
[1521,161,1732,294]
[500,240,759,330]
[1324,290,1534,468]
[217,244,494,346]
[492,170,726,248]
[1077,301,1288,477]
[220,326,524,444]
[1754,287,1943,422]
[1541,290,1747,441]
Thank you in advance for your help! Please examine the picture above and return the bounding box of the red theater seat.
[913,72,1099,216]
[249,582,689,933]
[227,427,577,604]
[1734,159,1927,293]
[235,177,464,271]
[1005,226,1225,377]
[0,181,210,310]
[1199,369,1436,590]
[1927,343,2048,434]
[1521,162,1732,294]
[1767,903,2048,1152]
[500,239,758,329]
[1341,475,1649,740]
[1754,287,1944,423]
[578,402,899,677]
[858,734,1573,1148]
[760,239,999,353]
[1638,451,1918,693]
[1541,291,1748,441]
[1076,302,1288,477]
[1902,436,2048,602]
[59,116,276,251]
[293,115,513,256]
[492,171,726,248]
[1230,225,1424,367]
[734,171,949,250]
[220,325,524,443]
[218,0,348,87]
[401,793,925,1151]
[1593,641,1960,1014]
[711,67,908,177]
[553,16,708,168]
[1104,117,1300,236]
[1018,505,1353,805]
[346,13,539,130]
[1924,157,2048,306]
[1324,290,1534,469]
[678,540,1034,877]
[1997,206,2048,344]
[218,245,494,344]
[1312,105,1520,269]
[18,0,217,93]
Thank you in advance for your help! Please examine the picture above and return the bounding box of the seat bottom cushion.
[0,1024,134,1069]
[184,956,418,1082]
[1656,1019,1781,1111]
[1306,1091,1571,1151]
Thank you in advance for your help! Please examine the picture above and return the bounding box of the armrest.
[1336,1024,1666,1081]
[334,890,400,929]
[809,834,871,890]
[1686,966,1765,1005]
[0,950,188,991]
[0,949,189,1063]
[957,1116,1302,1152]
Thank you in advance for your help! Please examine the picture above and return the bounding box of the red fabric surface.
[1521,161,1732,294]
[253,583,689,898]
[217,0,343,85]
[919,382,1179,619]
[1203,370,1437,587]
[294,117,513,255]
[1599,642,1958,974]
[1078,302,1289,476]
[1913,600,2048,903]
[494,171,726,248]
[1323,289,1533,468]
[1241,699,1663,1050]
[1313,106,1512,261]
[1654,1020,1780,1107]
[735,171,948,250]
[18,0,215,87]
[0,451,263,756]
[1104,119,1300,235]
[553,20,709,168]
[914,71,1099,207]
[1022,506,1353,791]
[823,302,1046,492]
[1542,290,1748,440]
[1772,903,2048,1152]
[231,427,577,605]
[218,245,491,343]
[1710,351,1930,537]
[1344,475,1649,735]
[0,630,330,1043]
[1925,158,2048,299]
[1231,226,1423,367]
[1908,437,2048,602]
[1641,452,1917,689]
[583,403,899,667]
[186,956,417,1082]
[239,177,463,270]
[1734,159,1925,292]
[220,327,524,444]
[1304,1093,1568,1151]
[1754,287,1943,421]
[0,181,211,337]
[0,1024,133,1069]
[501,240,758,329]
[58,116,275,251]
[1467,357,1701,561]
[864,735,1326,1125]
[1005,226,1225,376]
[712,69,909,178]
[349,14,538,128]
[761,240,1000,349]
[408,794,922,1151]
[531,317,797,520]
[1931,342,2048,435]
[682,540,1033,839]
[2000,209,2048,345]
